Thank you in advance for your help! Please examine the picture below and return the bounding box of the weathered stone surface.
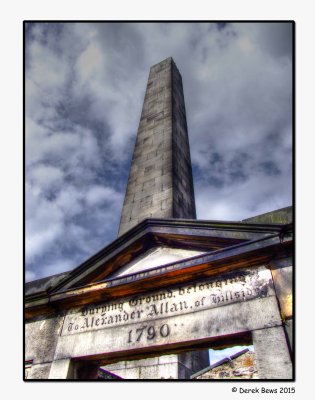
[242,206,292,224]
[252,326,292,379]
[25,314,64,364]
[49,354,202,380]
[284,318,293,352]
[50,295,282,379]
[52,267,281,362]
[27,262,292,380]
[25,272,68,296]
[104,354,192,379]
[271,265,292,318]
[26,362,52,379]
[118,57,195,236]
[105,354,178,370]
[107,362,179,380]
[104,351,208,379]
[61,266,275,336]
[49,359,74,379]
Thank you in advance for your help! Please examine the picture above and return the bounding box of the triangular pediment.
[25,217,292,320]
[107,246,206,279]
[43,218,288,294]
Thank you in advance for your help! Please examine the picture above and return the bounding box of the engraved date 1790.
[127,324,170,344]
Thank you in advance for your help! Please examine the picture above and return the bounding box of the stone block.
[27,362,52,379]
[55,267,281,360]
[284,318,293,352]
[49,358,74,379]
[25,314,64,364]
[252,326,292,379]
[271,265,292,318]
[108,361,185,380]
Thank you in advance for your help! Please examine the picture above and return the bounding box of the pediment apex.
[43,218,288,294]
[107,246,206,279]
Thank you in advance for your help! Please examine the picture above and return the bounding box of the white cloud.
[195,164,292,221]
[76,42,105,83]
[55,186,84,217]
[86,185,123,207]
[28,42,68,90]
[26,224,63,263]
[25,178,63,261]
[29,164,64,189]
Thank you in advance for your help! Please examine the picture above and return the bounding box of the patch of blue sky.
[209,345,254,365]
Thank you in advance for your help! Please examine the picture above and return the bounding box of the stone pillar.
[26,362,52,379]
[49,358,74,379]
[252,326,292,379]
[118,57,196,236]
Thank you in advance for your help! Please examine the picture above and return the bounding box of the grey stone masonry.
[118,57,196,236]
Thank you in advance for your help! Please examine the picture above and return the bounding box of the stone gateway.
[25,58,293,380]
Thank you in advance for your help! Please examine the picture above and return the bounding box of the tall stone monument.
[111,57,208,378]
[118,57,196,236]
[25,57,293,381]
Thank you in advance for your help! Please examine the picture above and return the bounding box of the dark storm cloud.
[25,22,292,281]
[94,23,146,66]
[246,22,292,59]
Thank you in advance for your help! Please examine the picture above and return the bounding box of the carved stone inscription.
[61,267,273,337]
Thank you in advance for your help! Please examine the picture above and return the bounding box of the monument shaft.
[118,57,196,236]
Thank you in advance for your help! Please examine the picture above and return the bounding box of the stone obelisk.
[106,58,209,379]
[118,57,196,236]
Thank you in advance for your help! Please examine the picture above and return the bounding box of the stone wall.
[243,206,292,224]
[25,313,64,379]
[104,354,200,379]
[25,264,292,380]
[195,351,258,379]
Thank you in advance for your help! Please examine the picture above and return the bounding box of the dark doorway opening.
[72,331,254,380]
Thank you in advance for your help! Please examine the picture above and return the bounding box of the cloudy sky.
[25,22,292,282]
